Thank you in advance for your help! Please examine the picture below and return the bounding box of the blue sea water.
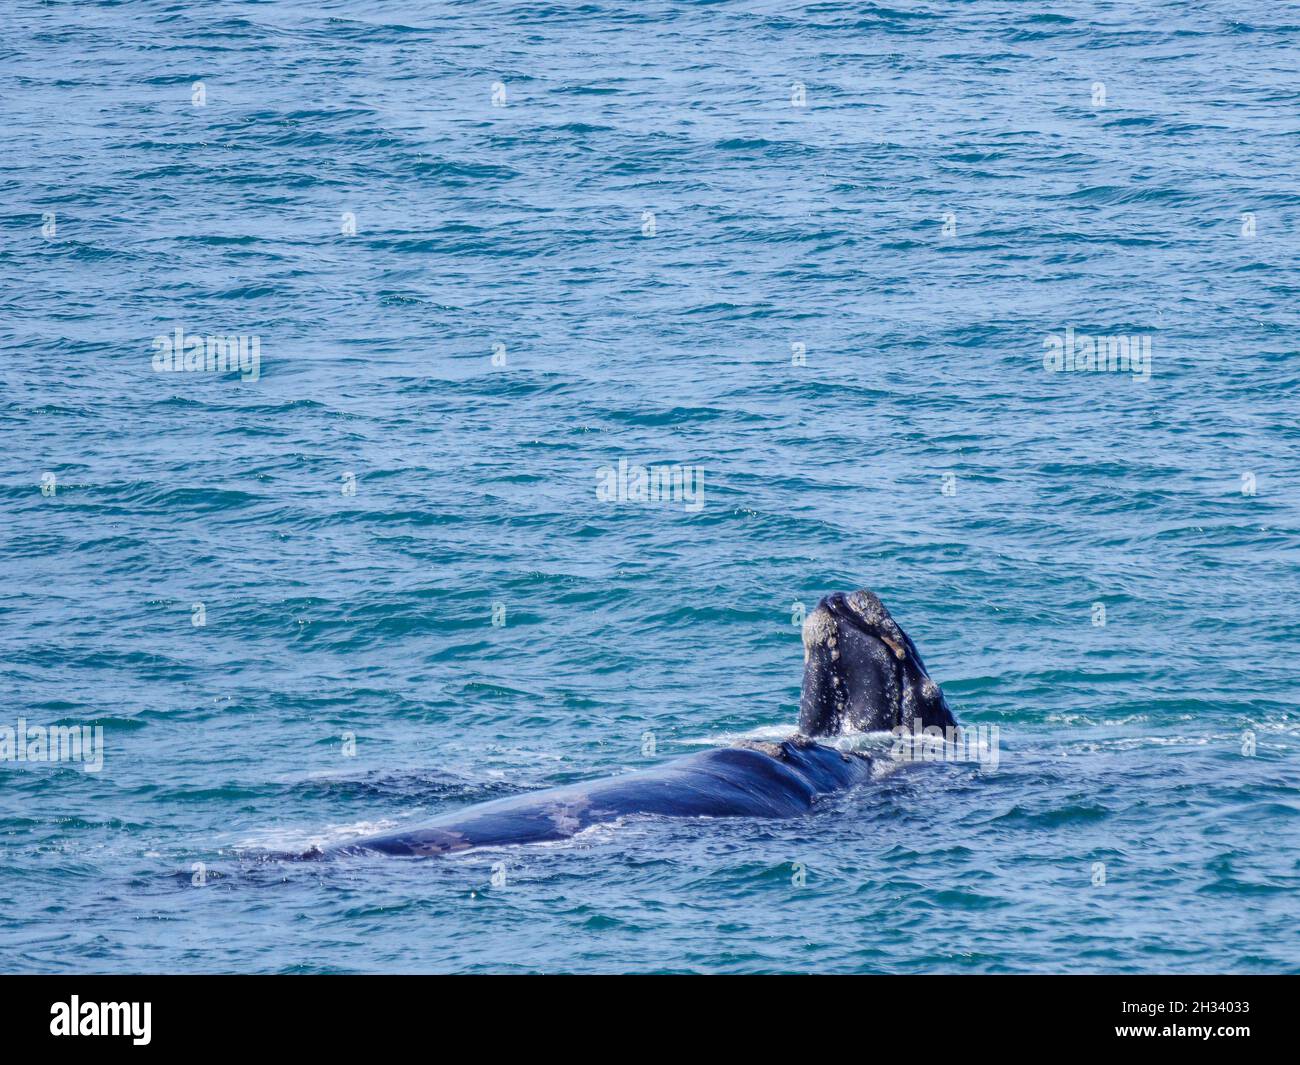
[1,0,1298,974]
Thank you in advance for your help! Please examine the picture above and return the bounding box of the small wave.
[232,819,398,855]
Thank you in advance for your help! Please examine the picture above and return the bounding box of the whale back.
[328,740,873,857]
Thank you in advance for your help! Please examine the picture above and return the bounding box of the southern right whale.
[319,589,956,858]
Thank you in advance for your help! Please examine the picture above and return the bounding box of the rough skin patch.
[847,589,907,648]
[880,634,907,660]
[737,740,786,759]
[801,605,836,662]
[547,799,590,834]
[847,589,887,626]
[411,830,472,857]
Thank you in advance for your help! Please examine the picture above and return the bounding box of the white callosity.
[801,603,835,662]
[800,604,846,732]
[846,589,907,658]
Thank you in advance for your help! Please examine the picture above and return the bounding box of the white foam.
[233,818,399,853]
[681,723,795,746]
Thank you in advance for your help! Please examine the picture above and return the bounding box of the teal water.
[1,1,1298,973]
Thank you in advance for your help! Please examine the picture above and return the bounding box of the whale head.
[798,589,956,738]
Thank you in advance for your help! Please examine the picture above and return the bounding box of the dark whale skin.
[306,590,950,860]
[326,740,873,857]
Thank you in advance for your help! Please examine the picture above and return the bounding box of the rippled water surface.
[1,1,1298,973]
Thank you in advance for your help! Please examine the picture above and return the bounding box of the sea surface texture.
[1,1,1297,973]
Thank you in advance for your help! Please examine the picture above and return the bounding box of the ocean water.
[2,0,1298,974]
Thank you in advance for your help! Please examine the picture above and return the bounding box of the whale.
[318,589,956,858]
